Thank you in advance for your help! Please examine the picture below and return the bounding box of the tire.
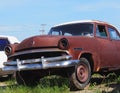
[70,58,91,90]
[16,71,40,86]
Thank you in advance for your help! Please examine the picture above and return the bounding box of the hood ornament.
[31,41,35,46]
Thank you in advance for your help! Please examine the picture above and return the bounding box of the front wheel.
[70,58,91,90]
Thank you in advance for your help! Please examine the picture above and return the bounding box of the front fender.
[78,51,101,72]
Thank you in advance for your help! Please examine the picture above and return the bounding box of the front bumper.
[3,55,79,71]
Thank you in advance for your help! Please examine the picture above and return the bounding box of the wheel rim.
[77,63,89,83]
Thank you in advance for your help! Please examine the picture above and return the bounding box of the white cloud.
[0,25,20,32]
[0,25,41,41]
[0,25,39,32]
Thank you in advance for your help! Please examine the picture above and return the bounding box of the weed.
[0,75,69,93]
[0,73,120,93]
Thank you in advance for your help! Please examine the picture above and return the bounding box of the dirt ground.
[70,76,120,93]
[70,83,120,93]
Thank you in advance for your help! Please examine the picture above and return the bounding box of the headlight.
[58,38,69,50]
[4,45,12,56]
[4,44,18,56]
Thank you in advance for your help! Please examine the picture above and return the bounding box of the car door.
[95,24,117,68]
[107,26,120,68]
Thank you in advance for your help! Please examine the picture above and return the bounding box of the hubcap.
[77,64,89,83]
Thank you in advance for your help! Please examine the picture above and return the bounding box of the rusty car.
[2,20,120,90]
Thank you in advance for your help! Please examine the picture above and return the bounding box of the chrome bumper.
[3,55,79,71]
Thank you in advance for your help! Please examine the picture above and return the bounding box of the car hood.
[16,35,67,51]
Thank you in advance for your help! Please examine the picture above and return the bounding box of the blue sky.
[0,0,120,41]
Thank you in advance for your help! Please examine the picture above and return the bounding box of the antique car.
[0,35,19,77]
[2,20,120,90]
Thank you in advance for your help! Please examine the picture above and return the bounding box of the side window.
[0,39,9,51]
[96,25,108,37]
[51,30,62,35]
[108,27,120,40]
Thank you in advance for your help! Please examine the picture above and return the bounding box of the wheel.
[16,71,40,86]
[70,58,91,90]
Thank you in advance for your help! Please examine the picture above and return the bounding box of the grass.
[89,73,120,93]
[0,85,69,93]
[0,73,120,93]
[0,75,69,93]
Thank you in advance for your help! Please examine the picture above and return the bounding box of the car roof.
[53,20,111,27]
[0,35,19,44]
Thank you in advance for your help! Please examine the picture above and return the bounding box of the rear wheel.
[70,58,91,90]
[16,71,40,86]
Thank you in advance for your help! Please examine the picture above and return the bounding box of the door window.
[96,25,108,38]
[108,27,120,40]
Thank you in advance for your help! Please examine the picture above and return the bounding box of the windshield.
[48,23,93,36]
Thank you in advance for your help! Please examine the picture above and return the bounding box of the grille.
[9,51,68,61]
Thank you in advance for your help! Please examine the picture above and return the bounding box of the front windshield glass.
[48,23,93,36]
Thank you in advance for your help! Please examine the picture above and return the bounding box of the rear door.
[107,26,120,68]
[95,24,117,68]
